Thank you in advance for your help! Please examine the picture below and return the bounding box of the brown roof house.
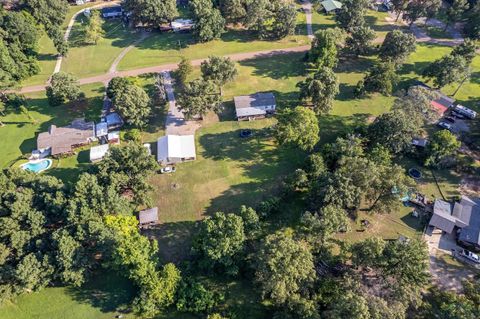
[37,119,95,156]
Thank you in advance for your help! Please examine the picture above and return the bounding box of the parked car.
[437,121,452,131]
[160,166,176,174]
[451,111,467,119]
[444,116,455,123]
[460,249,480,264]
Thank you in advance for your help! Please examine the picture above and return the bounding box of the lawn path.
[18,45,310,93]
[53,1,121,75]
[108,32,150,74]
[162,72,200,136]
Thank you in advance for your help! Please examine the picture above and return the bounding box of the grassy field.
[61,15,139,78]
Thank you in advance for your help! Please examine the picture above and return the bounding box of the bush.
[124,129,142,143]
[257,196,281,219]
[176,278,224,314]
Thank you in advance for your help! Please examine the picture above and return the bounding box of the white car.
[437,121,452,131]
[461,249,480,264]
[160,166,176,174]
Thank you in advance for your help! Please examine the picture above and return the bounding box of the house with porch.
[234,92,276,121]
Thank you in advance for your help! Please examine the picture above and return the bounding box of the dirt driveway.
[424,227,479,291]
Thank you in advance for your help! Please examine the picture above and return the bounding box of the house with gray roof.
[234,93,276,121]
[429,196,480,249]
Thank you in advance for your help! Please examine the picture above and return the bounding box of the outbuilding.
[138,207,159,228]
[320,0,343,13]
[89,144,109,162]
[101,6,123,19]
[171,19,194,32]
[157,135,196,164]
[234,92,276,121]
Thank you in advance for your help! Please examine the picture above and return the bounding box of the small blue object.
[408,168,422,179]
[21,159,52,173]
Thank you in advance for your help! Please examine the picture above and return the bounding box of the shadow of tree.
[66,272,136,313]
[238,53,306,80]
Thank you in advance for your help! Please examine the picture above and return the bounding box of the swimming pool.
[21,159,53,173]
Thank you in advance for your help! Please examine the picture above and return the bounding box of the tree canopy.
[298,67,339,114]
[177,78,222,119]
[46,72,81,106]
[191,0,225,42]
[200,55,238,93]
[425,130,461,168]
[123,0,178,27]
[379,30,416,64]
[275,106,320,152]
[113,84,151,127]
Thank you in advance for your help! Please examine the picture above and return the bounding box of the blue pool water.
[21,159,52,173]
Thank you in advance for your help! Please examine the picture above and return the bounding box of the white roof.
[171,19,194,29]
[96,122,108,137]
[90,144,109,162]
[236,107,267,117]
[157,135,196,162]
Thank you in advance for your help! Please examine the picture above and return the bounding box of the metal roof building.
[157,135,196,164]
[234,93,276,121]
[89,144,109,162]
[138,207,159,226]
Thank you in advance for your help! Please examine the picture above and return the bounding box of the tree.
[113,84,151,127]
[423,53,469,89]
[176,278,223,313]
[424,0,442,24]
[394,86,441,124]
[327,291,370,319]
[403,0,427,26]
[177,79,222,119]
[444,0,468,31]
[255,231,316,307]
[191,0,225,42]
[46,72,81,106]
[176,56,193,85]
[245,0,297,39]
[308,28,346,68]
[368,110,422,154]
[221,0,248,24]
[105,215,181,318]
[193,212,246,275]
[275,106,320,152]
[84,10,104,45]
[351,237,386,268]
[15,253,54,292]
[464,2,480,40]
[345,25,376,56]
[200,56,238,95]
[95,143,159,206]
[22,0,69,54]
[391,0,410,21]
[451,39,478,65]
[0,10,41,89]
[298,67,339,114]
[335,0,370,31]
[238,205,260,233]
[358,62,398,96]
[106,77,132,99]
[300,205,350,247]
[379,30,416,64]
[425,130,461,168]
[123,0,178,27]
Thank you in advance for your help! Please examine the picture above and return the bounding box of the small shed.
[320,0,343,13]
[108,131,120,144]
[412,138,428,148]
[138,207,159,227]
[95,122,108,138]
[90,144,109,162]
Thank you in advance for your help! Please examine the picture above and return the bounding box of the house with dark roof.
[429,196,480,250]
[234,93,276,121]
[37,119,95,156]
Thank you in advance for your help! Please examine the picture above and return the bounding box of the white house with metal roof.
[157,135,196,164]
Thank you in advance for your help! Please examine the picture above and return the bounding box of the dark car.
[451,111,466,119]
[444,116,455,123]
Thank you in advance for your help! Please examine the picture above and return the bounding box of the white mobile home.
[157,135,196,164]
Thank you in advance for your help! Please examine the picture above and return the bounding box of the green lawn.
[61,15,139,78]
[0,83,104,168]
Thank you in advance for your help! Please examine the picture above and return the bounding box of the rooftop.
[37,119,94,155]
[138,207,159,225]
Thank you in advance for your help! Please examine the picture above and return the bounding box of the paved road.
[162,72,200,136]
[18,45,310,93]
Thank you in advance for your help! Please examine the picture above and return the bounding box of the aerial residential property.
[0,0,479,318]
